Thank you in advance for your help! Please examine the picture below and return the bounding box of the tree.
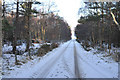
[12,0,19,64]
[20,2,40,59]
[0,0,2,58]
[76,2,120,51]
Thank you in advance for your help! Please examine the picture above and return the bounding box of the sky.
[53,0,85,39]
[54,0,84,29]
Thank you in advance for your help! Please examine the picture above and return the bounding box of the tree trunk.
[0,0,2,58]
[25,2,32,59]
[2,0,5,46]
[13,0,19,65]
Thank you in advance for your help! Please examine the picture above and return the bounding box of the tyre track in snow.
[61,41,76,77]
[74,41,110,78]
[32,40,72,78]
[73,40,82,78]
[61,58,75,77]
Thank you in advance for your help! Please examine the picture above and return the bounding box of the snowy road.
[5,40,118,78]
[32,40,75,78]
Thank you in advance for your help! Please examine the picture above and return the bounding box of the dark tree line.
[3,13,71,42]
[75,2,120,53]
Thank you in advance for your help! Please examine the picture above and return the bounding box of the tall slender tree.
[0,1,2,78]
[12,0,19,64]
[0,0,2,58]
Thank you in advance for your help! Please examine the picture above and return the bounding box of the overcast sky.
[55,0,84,29]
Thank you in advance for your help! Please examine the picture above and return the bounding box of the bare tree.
[12,0,19,64]
[0,0,2,79]
[0,0,2,57]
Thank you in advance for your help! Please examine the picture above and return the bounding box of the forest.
[75,2,120,62]
[0,1,119,78]
[1,0,71,65]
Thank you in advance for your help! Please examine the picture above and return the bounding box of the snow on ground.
[2,40,118,78]
[46,41,75,78]
[75,41,118,78]
[2,54,39,77]
[2,43,41,53]
[0,57,2,79]
[2,44,12,53]
[2,43,41,77]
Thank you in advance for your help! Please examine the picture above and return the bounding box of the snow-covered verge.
[75,41,118,78]
[2,43,41,77]
[2,43,41,53]
[80,41,120,62]
[0,57,2,80]
[2,54,38,77]
[2,41,70,78]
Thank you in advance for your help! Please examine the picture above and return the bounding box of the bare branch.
[110,8,120,31]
